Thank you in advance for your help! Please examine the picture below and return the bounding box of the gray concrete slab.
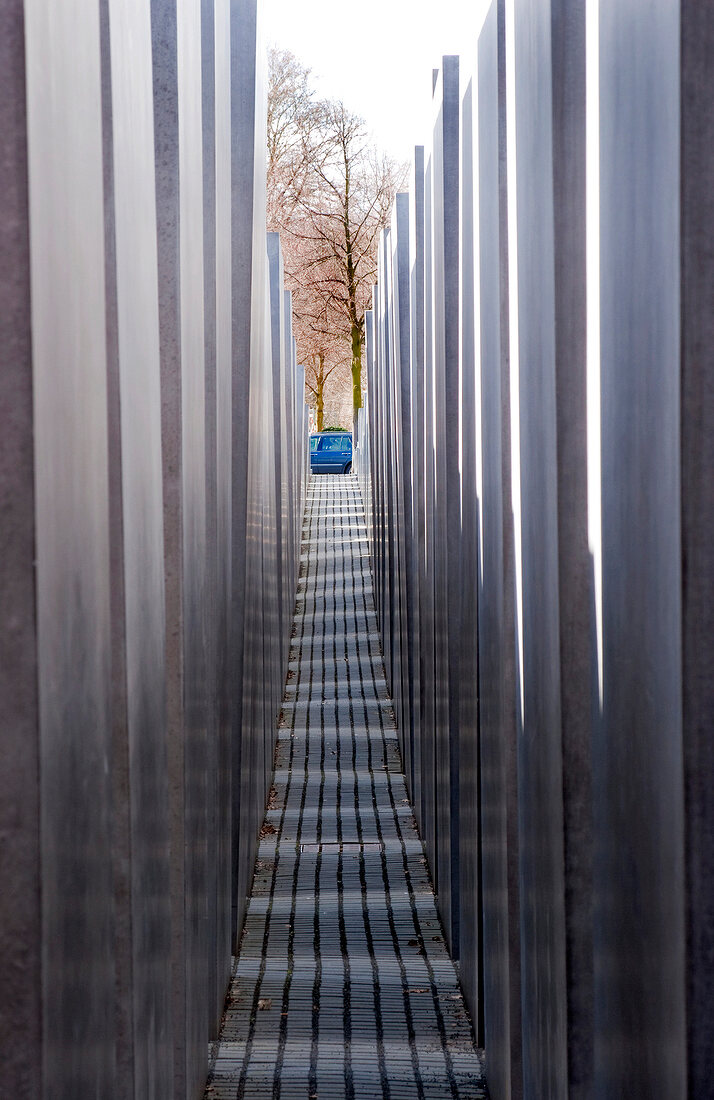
[507,0,568,1091]
[596,0,686,1094]
[681,5,714,1090]
[2,1,303,1094]
[475,5,522,1096]
[150,1,190,1092]
[391,194,415,803]
[550,1,593,1094]
[457,72,481,1043]
[431,57,461,960]
[230,0,260,943]
[408,147,426,839]
[152,0,213,1091]
[421,152,438,894]
[24,0,115,1091]
[268,233,288,676]
[214,0,234,1044]
[201,0,222,1041]
[0,2,41,1093]
[177,13,210,1081]
[103,0,173,1092]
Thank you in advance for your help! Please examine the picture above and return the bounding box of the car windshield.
[320,435,346,451]
[310,436,319,451]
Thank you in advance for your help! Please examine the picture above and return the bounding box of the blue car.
[310,431,352,474]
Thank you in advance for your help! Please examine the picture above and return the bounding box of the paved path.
[206,476,487,1099]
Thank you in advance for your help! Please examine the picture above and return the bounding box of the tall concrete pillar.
[430,58,461,954]
[234,0,278,931]
[268,233,288,678]
[213,0,234,1033]
[681,4,714,1091]
[551,1,593,1095]
[476,3,522,1095]
[421,147,438,884]
[409,147,426,835]
[151,0,209,1092]
[1,0,299,1093]
[9,1,116,1093]
[376,231,397,694]
[0,1,41,1093]
[505,0,568,1091]
[391,194,416,796]
[595,0,685,1094]
[103,0,174,1093]
[284,288,297,624]
[201,0,222,1039]
[230,0,259,940]
[365,308,377,566]
[458,69,482,1041]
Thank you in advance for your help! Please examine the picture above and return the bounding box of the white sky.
[262,0,491,167]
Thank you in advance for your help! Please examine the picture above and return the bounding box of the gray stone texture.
[389,195,413,798]
[201,0,221,1040]
[230,0,259,942]
[596,0,686,1094]
[376,232,398,704]
[103,0,173,1094]
[508,0,569,1092]
[25,0,116,1093]
[0,1,306,1095]
[149,4,190,1094]
[151,0,212,1092]
[421,151,438,890]
[0,2,41,1095]
[235,6,281,959]
[429,61,459,958]
[213,0,234,1039]
[476,4,523,1095]
[408,148,426,836]
[550,0,593,1094]
[681,3,714,1093]
[268,233,287,674]
[365,3,714,1098]
[458,75,481,1039]
[177,7,210,1086]
[432,58,462,961]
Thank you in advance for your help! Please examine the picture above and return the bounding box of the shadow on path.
[205,475,488,1099]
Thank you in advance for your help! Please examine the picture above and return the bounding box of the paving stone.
[205,476,488,1099]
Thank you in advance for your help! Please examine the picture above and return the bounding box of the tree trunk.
[351,322,362,412]
[316,381,324,431]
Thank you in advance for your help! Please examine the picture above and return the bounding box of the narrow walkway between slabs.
[205,475,488,1100]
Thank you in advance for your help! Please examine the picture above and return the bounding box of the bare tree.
[294,276,349,431]
[266,50,405,419]
[295,103,402,412]
[266,49,325,233]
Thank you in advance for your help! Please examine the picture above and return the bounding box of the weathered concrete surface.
[0,2,41,1094]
